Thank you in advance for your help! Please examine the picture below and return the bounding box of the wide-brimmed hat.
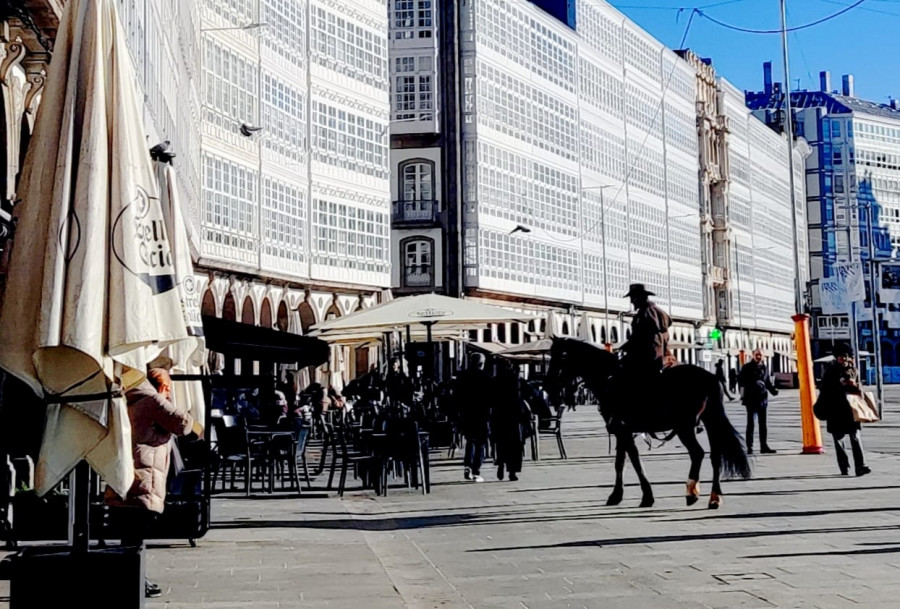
[624,283,655,298]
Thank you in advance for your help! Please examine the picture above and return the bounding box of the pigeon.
[149,140,176,163]
[239,123,263,137]
[509,224,531,235]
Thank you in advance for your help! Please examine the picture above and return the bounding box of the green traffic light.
[710,328,722,340]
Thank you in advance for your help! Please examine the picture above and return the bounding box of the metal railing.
[392,200,439,224]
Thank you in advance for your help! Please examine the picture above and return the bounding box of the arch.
[510,323,521,344]
[600,326,607,344]
[241,297,255,325]
[610,327,619,344]
[298,301,316,334]
[539,319,546,334]
[398,158,435,201]
[276,301,290,332]
[590,325,597,343]
[222,293,237,321]
[561,321,569,336]
[201,290,216,317]
[260,298,273,329]
[497,323,507,343]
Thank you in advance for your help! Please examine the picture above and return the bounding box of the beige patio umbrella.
[311,293,530,334]
[155,161,206,431]
[0,0,189,498]
[313,294,529,395]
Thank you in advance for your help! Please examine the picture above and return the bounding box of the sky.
[607,0,899,103]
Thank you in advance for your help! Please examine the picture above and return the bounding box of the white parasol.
[0,0,190,497]
[155,161,206,431]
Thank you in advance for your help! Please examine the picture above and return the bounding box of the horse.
[545,337,750,509]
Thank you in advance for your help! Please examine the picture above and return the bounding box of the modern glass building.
[748,70,900,380]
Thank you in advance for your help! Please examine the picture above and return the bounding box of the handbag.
[847,392,880,423]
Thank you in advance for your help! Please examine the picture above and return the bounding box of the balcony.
[392,200,440,226]
[403,267,434,288]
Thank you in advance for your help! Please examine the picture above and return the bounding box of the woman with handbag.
[817,343,871,476]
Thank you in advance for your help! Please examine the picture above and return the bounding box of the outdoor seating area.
[207,395,434,498]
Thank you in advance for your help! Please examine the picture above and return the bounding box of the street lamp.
[201,22,268,32]
[582,185,614,350]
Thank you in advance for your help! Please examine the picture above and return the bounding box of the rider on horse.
[609,284,672,431]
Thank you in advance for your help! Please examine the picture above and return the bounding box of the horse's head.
[545,337,583,408]
[546,337,618,409]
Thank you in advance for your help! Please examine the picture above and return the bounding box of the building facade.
[1,1,394,383]
[683,51,807,372]
[389,0,803,368]
[747,69,900,382]
[197,0,391,378]
[390,0,709,362]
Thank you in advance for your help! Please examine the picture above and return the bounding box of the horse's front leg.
[606,434,626,506]
[623,435,654,507]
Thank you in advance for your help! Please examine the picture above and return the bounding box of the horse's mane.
[553,337,618,372]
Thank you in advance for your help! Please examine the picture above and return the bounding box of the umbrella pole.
[70,460,91,553]
[425,322,435,410]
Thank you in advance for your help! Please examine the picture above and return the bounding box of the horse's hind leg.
[678,427,706,506]
[623,435,654,507]
[606,436,626,506]
[708,445,723,509]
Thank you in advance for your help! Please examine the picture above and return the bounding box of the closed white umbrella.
[0,0,189,499]
[155,161,206,431]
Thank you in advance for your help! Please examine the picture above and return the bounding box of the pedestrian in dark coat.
[453,353,493,482]
[715,359,734,400]
[738,349,778,454]
[384,358,413,406]
[817,344,870,476]
[491,365,532,481]
[728,367,738,394]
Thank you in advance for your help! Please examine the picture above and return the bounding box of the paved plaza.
[3,388,900,608]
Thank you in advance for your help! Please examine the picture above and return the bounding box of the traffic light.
[709,327,723,341]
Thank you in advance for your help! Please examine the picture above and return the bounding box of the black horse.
[546,338,750,509]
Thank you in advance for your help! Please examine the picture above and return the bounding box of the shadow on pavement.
[745,543,900,559]
[471,523,900,552]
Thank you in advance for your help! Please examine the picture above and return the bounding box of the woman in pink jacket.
[107,367,193,597]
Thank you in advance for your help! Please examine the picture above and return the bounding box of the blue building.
[747,66,900,382]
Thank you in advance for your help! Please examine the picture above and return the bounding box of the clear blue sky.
[607,0,899,103]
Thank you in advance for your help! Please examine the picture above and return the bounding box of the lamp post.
[780,0,823,454]
[583,185,613,350]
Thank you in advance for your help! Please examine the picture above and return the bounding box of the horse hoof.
[708,492,722,510]
[685,480,701,506]
[606,492,623,506]
[639,497,655,508]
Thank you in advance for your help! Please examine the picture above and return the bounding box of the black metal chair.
[532,407,567,460]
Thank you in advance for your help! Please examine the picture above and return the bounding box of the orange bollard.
[792,314,824,454]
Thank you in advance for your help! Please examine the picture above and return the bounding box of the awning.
[202,316,329,367]
[468,341,507,355]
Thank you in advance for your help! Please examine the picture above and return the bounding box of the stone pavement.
[2,387,900,608]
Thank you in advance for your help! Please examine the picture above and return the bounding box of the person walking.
[738,349,778,454]
[816,343,871,476]
[105,367,195,598]
[728,366,738,395]
[715,359,735,401]
[491,364,532,482]
[453,353,493,482]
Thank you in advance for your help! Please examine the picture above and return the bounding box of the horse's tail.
[701,379,752,480]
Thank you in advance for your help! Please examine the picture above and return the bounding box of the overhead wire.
[696,0,868,33]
